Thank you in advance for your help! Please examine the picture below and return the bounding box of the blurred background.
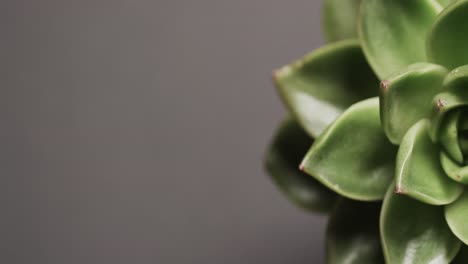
[3,0,327,263]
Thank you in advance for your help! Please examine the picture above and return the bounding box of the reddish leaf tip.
[395,187,405,194]
[380,80,390,91]
[437,99,445,110]
[272,70,280,82]
[299,163,305,172]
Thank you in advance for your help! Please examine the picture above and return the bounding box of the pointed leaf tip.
[273,40,378,137]
[379,63,447,144]
[265,118,337,213]
[381,182,461,264]
[301,98,397,201]
[396,120,463,205]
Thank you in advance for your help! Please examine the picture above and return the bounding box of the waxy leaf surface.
[440,152,468,184]
[439,111,464,163]
[380,63,447,144]
[428,0,468,69]
[359,0,441,79]
[274,40,378,137]
[381,182,461,264]
[301,98,397,201]
[396,120,462,205]
[446,191,468,245]
[429,90,468,143]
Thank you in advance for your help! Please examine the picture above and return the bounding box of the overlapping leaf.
[301,98,397,201]
[453,246,468,263]
[326,199,384,264]
[396,120,463,205]
[265,118,337,213]
[380,63,447,144]
[359,0,442,79]
[381,182,461,264]
[274,40,378,137]
[428,0,468,69]
[446,191,468,245]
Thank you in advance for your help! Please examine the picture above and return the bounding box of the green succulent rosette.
[360,0,468,262]
[265,0,468,263]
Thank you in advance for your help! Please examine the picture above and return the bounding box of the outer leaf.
[264,118,337,213]
[428,0,468,70]
[380,63,447,144]
[452,246,468,264]
[323,0,362,42]
[359,0,442,79]
[326,199,384,264]
[274,40,379,137]
[381,182,462,264]
[301,98,397,201]
[446,191,468,245]
[440,152,468,184]
[396,120,463,205]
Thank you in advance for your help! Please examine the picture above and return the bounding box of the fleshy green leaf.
[429,90,468,143]
[396,120,463,205]
[459,137,468,158]
[359,0,442,79]
[381,182,462,264]
[444,65,468,88]
[452,246,468,264]
[326,199,384,264]
[301,98,397,201]
[264,118,337,213]
[434,66,468,160]
[440,152,468,184]
[380,63,447,144]
[322,0,362,42]
[439,110,464,163]
[437,0,458,6]
[446,191,468,245]
[460,119,468,159]
[273,40,379,137]
[428,0,468,69]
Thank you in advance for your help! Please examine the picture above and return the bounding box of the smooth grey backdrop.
[3,1,326,263]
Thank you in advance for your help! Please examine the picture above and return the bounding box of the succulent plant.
[265,0,468,263]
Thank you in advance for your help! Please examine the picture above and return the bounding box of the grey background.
[3,0,327,263]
